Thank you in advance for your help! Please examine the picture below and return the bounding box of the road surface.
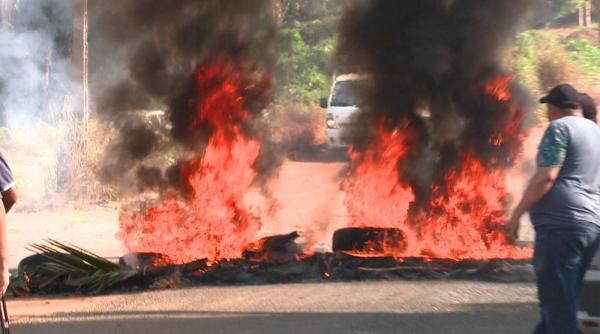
[9,281,538,334]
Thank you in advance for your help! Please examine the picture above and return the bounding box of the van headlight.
[326,117,338,129]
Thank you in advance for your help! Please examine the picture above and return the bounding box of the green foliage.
[273,0,350,105]
[24,240,130,294]
[275,23,337,104]
[277,0,350,28]
[567,39,600,76]
[509,30,573,119]
[511,31,543,90]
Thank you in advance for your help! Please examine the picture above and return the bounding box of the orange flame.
[345,124,419,257]
[487,75,527,152]
[345,74,533,260]
[418,153,531,259]
[485,75,512,103]
[118,58,268,264]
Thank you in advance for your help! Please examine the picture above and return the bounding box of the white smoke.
[0,0,72,128]
[0,0,76,204]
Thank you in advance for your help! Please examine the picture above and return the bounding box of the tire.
[332,227,406,254]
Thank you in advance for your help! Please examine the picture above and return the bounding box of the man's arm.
[0,155,14,294]
[506,122,569,243]
[514,167,560,219]
[0,199,9,295]
[2,188,17,213]
[506,167,560,243]
[0,154,16,213]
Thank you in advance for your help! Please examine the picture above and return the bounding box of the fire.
[487,75,527,162]
[485,75,512,103]
[345,74,533,260]
[419,153,531,259]
[118,58,269,264]
[345,124,419,256]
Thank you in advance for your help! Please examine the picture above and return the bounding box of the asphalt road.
[10,281,539,334]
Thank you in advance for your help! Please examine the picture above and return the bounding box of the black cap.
[539,84,580,109]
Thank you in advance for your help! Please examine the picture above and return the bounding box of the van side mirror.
[319,98,328,109]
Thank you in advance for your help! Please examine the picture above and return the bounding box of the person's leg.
[533,231,549,334]
[533,320,546,334]
[533,228,586,334]
[578,225,600,288]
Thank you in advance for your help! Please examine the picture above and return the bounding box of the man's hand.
[0,267,9,295]
[505,211,522,245]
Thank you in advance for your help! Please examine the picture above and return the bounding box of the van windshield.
[331,80,364,107]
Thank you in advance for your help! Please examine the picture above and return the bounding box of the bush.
[58,116,116,205]
[567,39,600,78]
[509,30,573,120]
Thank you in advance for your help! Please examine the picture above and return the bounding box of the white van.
[320,74,366,148]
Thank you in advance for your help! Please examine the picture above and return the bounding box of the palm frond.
[25,239,131,294]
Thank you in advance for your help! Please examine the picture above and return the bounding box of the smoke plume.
[92,0,279,192]
[337,0,536,207]
[0,0,72,127]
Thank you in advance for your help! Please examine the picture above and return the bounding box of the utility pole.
[71,0,89,127]
[83,0,89,129]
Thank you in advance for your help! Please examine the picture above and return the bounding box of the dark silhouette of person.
[580,93,597,124]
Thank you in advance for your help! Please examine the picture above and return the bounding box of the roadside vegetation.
[509,27,600,120]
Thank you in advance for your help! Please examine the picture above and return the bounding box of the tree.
[578,0,592,26]
[272,0,352,104]
[594,0,600,44]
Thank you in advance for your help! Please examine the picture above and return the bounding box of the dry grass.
[263,101,327,153]
[2,99,115,211]
[536,49,572,91]
[59,101,115,205]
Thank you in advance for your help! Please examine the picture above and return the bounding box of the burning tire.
[332,227,406,256]
[243,232,300,264]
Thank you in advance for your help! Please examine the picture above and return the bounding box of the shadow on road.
[15,302,537,334]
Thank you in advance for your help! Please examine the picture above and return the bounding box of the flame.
[118,58,269,264]
[418,153,531,259]
[345,124,419,257]
[487,75,527,157]
[342,237,406,258]
[344,74,532,260]
[485,75,512,103]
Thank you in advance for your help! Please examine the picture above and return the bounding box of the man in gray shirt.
[507,84,600,334]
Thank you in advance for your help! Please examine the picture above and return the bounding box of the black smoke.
[337,0,535,207]
[91,0,279,192]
